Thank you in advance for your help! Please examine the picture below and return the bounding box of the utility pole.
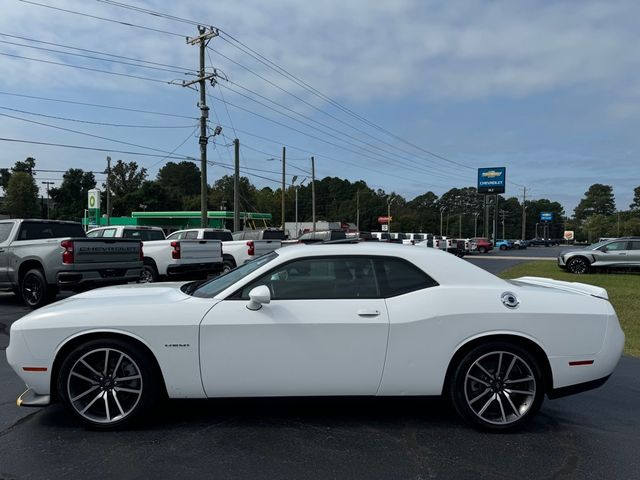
[184,26,219,228]
[105,156,111,226]
[521,186,526,240]
[281,146,286,229]
[440,206,446,237]
[387,195,395,234]
[233,139,240,232]
[41,181,53,219]
[311,156,316,233]
[499,210,508,239]
[473,212,480,238]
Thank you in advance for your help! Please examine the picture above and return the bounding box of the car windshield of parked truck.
[188,251,278,298]
[17,221,86,240]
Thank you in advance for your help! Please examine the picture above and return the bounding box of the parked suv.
[558,237,640,274]
[471,237,493,254]
[494,239,513,251]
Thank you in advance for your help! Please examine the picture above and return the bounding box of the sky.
[0,0,638,215]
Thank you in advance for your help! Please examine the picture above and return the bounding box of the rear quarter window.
[375,257,438,297]
[18,222,86,240]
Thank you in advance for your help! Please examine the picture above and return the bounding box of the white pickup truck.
[167,228,283,273]
[87,226,223,282]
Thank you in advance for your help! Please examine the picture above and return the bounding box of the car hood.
[71,282,191,302]
[510,276,608,300]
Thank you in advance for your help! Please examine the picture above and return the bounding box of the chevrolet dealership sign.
[477,167,506,194]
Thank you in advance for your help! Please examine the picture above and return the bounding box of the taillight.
[61,240,74,264]
[139,241,144,261]
[247,241,255,256]
[171,241,181,259]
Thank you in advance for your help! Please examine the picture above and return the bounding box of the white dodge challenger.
[6,243,624,431]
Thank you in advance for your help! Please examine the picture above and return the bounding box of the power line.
[17,0,185,37]
[0,137,193,160]
[0,51,170,84]
[148,126,200,169]
[0,36,194,75]
[0,106,197,129]
[0,91,197,119]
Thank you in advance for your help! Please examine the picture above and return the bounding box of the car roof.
[273,243,504,287]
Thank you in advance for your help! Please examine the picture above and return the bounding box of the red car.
[471,237,493,254]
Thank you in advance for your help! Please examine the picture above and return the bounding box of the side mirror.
[246,285,271,311]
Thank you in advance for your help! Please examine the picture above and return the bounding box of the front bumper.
[557,256,567,266]
[56,267,142,288]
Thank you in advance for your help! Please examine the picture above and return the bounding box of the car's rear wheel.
[140,263,158,283]
[222,258,236,274]
[57,338,160,429]
[499,245,507,251]
[566,257,590,274]
[478,246,487,254]
[449,342,544,431]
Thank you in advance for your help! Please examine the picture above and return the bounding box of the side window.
[167,232,183,240]
[239,257,378,300]
[603,241,627,251]
[185,231,199,239]
[375,257,438,297]
[87,230,102,238]
[629,241,640,250]
[101,229,117,238]
[123,229,142,239]
[0,223,13,243]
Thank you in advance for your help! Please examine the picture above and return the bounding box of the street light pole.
[41,181,53,219]
[440,206,446,237]
[474,212,480,238]
[387,195,396,234]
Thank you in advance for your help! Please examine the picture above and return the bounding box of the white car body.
[6,244,624,429]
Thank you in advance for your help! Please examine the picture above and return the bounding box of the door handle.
[357,309,381,317]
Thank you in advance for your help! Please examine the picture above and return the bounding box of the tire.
[478,246,487,254]
[449,341,545,432]
[57,338,161,430]
[499,245,506,251]
[20,268,54,309]
[566,257,590,274]
[222,258,236,274]
[140,262,159,283]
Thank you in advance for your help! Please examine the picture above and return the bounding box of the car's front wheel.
[449,342,544,431]
[566,257,590,274]
[57,338,161,429]
[478,246,487,254]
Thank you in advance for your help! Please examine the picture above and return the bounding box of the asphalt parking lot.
[1,256,639,480]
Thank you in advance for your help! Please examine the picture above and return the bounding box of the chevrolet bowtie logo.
[481,170,503,178]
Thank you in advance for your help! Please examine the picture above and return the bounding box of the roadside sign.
[563,230,574,241]
[381,224,388,231]
[478,167,506,194]
[88,189,101,209]
[485,195,497,206]
[540,212,553,222]
[378,216,392,224]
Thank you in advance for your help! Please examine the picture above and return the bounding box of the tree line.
[1,157,639,241]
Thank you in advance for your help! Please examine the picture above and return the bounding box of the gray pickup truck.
[0,219,143,308]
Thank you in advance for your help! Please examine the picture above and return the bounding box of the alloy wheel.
[568,258,589,274]
[23,274,43,306]
[67,348,143,424]
[464,351,536,426]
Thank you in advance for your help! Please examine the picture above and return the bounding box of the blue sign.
[477,167,506,194]
[540,212,553,222]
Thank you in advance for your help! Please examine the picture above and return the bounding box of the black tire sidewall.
[141,264,158,282]
[449,341,545,432]
[21,268,49,309]
[57,338,160,430]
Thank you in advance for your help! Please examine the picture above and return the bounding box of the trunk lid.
[511,276,608,300]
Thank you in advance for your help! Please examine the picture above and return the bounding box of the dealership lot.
[1,259,639,479]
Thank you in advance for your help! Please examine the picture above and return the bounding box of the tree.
[49,169,96,221]
[630,186,640,211]
[4,171,39,218]
[157,161,201,208]
[104,160,148,216]
[1,157,36,192]
[574,184,616,221]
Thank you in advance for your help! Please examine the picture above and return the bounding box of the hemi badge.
[22,367,48,372]
[568,360,594,366]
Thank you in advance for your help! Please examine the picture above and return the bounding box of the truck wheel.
[21,269,53,309]
[222,258,236,274]
[140,263,158,283]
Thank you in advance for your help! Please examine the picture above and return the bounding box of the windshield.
[188,251,278,298]
[586,240,611,250]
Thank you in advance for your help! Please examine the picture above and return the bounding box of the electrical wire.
[0,91,197,119]
[0,106,196,129]
[0,52,170,84]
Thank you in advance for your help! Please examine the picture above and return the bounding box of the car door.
[199,255,389,397]
[597,240,629,266]
[625,240,640,265]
